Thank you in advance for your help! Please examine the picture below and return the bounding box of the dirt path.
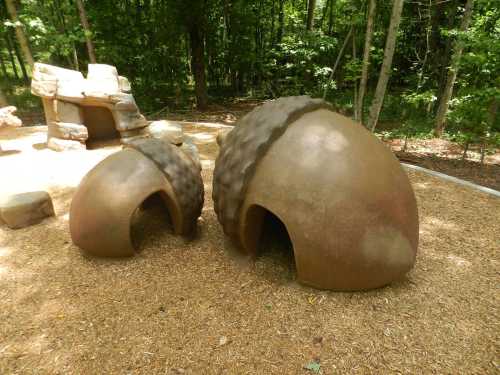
[0,125,499,374]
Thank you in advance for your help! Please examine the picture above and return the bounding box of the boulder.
[0,106,22,128]
[0,191,55,229]
[47,137,86,152]
[48,122,88,141]
[146,120,183,145]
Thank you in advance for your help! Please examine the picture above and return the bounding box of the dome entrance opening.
[131,191,174,251]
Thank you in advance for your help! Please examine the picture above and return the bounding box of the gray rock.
[47,137,86,152]
[0,191,55,229]
[48,122,88,141]
[146,120,183,145]
[0,106,22,128]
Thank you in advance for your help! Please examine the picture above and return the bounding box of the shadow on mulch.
[0,149,21,157]
[396,151,500,191]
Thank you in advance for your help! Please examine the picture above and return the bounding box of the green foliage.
[0,0,496,151]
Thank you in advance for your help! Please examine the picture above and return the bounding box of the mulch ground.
[0,125,499,374]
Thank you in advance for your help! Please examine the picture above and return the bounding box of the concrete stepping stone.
[0,191,55,229]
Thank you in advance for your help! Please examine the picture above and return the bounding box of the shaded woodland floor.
[0,125,499,374]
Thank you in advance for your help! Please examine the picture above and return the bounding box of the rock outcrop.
[31,63,148,151]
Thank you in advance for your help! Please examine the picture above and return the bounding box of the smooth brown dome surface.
[213,96,419,291]
[70,139,203,257]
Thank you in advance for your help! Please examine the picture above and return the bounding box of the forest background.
[0,0,498,157]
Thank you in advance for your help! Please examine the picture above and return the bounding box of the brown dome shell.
[213,96,419,291]
[70,138,203,257]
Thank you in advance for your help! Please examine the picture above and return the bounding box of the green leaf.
[304,360,321,373]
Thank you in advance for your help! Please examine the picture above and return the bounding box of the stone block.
[55,101,83,124]
[0,191,55,229]
[57,79,86,101]
[86,64,120,96]
[114,111,148,131]
[114,95,138,112]
[48,137,86,152]
[49,122,88,141]
[146,120,183,145]
[31,77,57,98]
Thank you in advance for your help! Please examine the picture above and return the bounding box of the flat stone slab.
[49,122,88,141]
[146,120,183,145]
[47,137,86,152]
[0,191,55,229]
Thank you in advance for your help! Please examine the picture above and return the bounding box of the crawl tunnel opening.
[244,205,296,274]
[130,191,175,251]
[81,105,120,149]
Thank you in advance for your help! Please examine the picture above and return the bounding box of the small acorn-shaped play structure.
[70,138,203,257]
[213,96,419,291]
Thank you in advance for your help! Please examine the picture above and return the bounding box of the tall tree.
[367,0,405,131]
[434,0,475,137]
[356,0,376,123]
[306,0,316,31]
[5,0,34,68]
[0,87,7,107]
[277,0,286,44]
[76,0,97,63]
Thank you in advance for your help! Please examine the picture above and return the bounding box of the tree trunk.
[328,0,335,35]
[323,25,353,99]
[189,25,208,110]
[353,28,358,121]
[367,0,405,131]
[0,51,8,78]
[0,87,8,107]
[76,0,97,63]
[277,0,285,44]
[4,34,19,80]
[5,0,34,68]
[434,0,474,137]
[306,0,316,31]
[356,0,376,123]
[10,30,29,83]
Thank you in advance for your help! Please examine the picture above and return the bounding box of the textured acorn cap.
[70,139,203,257]
[213,96,419,291]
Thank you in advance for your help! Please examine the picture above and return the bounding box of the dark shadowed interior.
[244,205,295,269]
[81,106,120,148]
[130,191,174,251]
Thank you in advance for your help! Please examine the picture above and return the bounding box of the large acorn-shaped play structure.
[213,96,419,291]
[70,138,203,257]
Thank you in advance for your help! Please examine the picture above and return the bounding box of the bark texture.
[367,0,404,131]
[76,0,97,63]
[356,0,376,123]
[434,0,474,137]
[189,25,208,110]
[306,0,316,31]
[5,0,34,68]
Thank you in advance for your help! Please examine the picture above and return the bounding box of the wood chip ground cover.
[0,126,498,374]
